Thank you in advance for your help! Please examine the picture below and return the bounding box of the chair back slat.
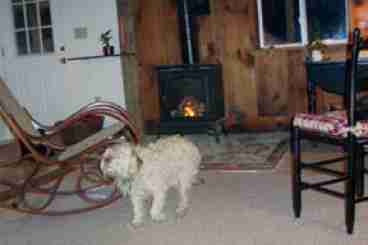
[346,28,362,127]
[0,78,40,136]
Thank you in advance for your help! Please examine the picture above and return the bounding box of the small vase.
[312,50,323,61]
[103,45,114,56]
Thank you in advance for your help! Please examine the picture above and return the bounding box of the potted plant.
[100,29,114,56]
[306,39,327,61]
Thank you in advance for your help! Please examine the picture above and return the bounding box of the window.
[256,0,348,48]
[11,0,54,55]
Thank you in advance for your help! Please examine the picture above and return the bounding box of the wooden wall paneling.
[161,0,182,65]
[242,0,261,126]
[315,89,344,113]
[210,0,226,65]
[324,92,344,111]
[209,0,233,116]
[235,0,258,124]
[286,49,307,115]
[197,3,218,64]
[245,115,290,130]
[255,49,289,116]
[117,0,144,133]
[137,0,172,122]
[315,87,328,113]
[247,0,259,48]
[222,6,240,117]
[220,0,258,123]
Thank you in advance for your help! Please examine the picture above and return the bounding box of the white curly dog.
[100,135,202,226]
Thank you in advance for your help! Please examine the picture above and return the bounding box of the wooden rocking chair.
[0,77,139,215]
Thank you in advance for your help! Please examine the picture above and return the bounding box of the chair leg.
[291,126,302,218]
[356,146,364,197]
[345,134,356,234]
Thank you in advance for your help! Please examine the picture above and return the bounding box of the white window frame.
[11,0,54,55]
[256,0,349,49]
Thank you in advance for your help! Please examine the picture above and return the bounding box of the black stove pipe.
[176,0,200,64]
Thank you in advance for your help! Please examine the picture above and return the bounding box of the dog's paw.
[127,222,143,230]
[193,176,205,186]
[131,218,144,228]
[176,207,188,219]
[151,213,167,223]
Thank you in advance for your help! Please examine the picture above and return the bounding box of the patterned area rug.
[145,131,289,172]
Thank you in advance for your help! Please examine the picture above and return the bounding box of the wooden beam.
[116,0,144,134]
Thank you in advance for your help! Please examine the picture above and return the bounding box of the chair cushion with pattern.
[293,110,368,137]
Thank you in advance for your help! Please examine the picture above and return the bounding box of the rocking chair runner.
[0,77,139,215]
[291,28,368,234]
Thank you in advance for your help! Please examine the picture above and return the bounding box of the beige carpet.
[2,152,368,244]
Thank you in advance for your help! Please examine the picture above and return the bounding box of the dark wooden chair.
[291,28,368,234]
[0,77,139,215]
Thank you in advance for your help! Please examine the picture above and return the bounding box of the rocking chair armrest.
[23,107,67,148]
[40,101,139,143]
[84,100,139,140]
[23,107,54,133]
[37,138,67,151]
[27,128,67,151]
[22,100,138,144]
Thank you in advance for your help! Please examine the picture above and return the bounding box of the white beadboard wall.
[0,0,126,141]
[0,52,10,140]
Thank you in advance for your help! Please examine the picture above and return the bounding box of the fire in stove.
[171,96,205,118]
[183,102,196,117]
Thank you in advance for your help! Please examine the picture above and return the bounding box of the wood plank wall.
[136,0,182,125]
[130,0,349,131]
[116,0,144,133]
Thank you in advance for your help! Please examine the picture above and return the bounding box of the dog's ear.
[128,149,143,176]
[100,148,113,170]
[102,148,113,160]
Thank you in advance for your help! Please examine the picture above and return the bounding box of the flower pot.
[312,50,323,61]
[103,45,114,56]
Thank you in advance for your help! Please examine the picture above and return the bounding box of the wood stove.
[152,0,224,135]
[156,64,224,134]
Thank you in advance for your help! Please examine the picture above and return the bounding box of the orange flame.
[184,105,196,117]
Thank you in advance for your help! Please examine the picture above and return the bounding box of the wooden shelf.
[60,51,136,64]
